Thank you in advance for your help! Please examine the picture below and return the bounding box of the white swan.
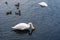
[38,2,48,7]
[12,22,35,30]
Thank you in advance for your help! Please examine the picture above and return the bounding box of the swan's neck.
[28,22,35,30]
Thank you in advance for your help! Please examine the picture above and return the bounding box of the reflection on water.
[12,29,35,35]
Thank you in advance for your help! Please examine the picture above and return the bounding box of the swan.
[12,22,35,30]
[38,2,48,7]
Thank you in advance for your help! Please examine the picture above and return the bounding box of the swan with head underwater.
[12,22,35,30]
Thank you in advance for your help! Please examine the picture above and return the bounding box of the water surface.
[0,0,60,40]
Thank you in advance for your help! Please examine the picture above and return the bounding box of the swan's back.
[38,2,48,7]
[12,23,30,30]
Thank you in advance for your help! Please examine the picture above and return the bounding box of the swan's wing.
[12,23,30,30]
[38,2,48,6]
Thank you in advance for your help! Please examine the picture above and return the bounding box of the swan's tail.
[11,27,16,29]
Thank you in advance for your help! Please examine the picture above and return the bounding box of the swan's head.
[28,22,35,30]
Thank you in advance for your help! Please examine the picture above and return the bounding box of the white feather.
[12,23,30,30]
[38,2,48,7]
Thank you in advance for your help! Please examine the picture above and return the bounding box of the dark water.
[0,0,60,40]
